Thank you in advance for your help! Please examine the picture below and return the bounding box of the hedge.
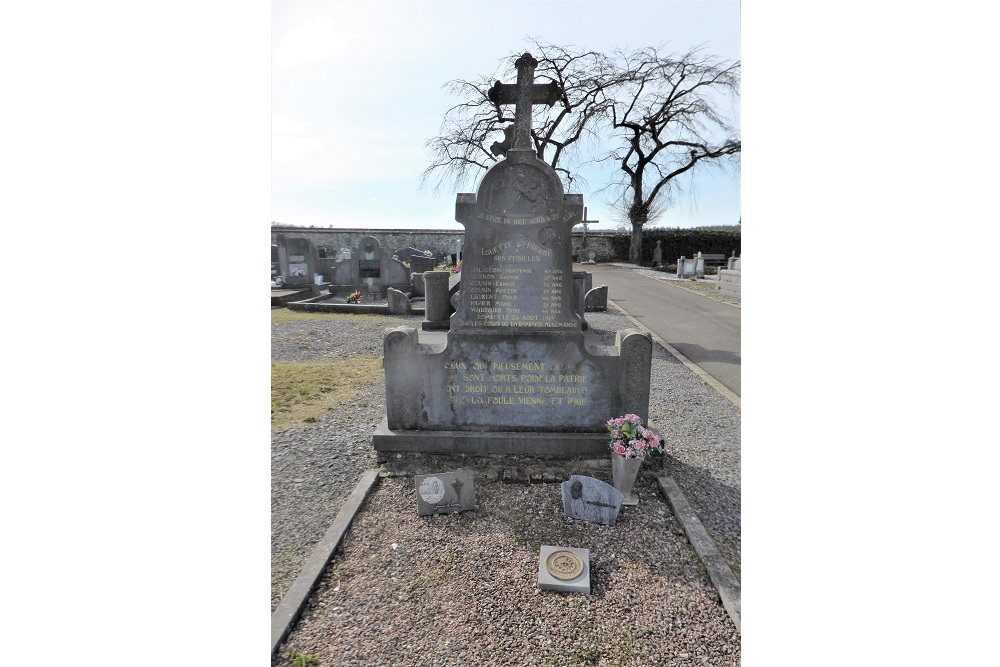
[607,228,740,263]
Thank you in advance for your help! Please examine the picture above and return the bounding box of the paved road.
[583,264,741,397]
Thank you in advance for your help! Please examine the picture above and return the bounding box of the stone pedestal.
[421,271,453,331]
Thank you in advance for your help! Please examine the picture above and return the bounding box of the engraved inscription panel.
[454,155,582,333]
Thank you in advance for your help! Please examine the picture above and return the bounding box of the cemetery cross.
[487,53,562,156]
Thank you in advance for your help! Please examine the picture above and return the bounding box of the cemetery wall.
[271,228,462,262]
[272,227,738,265]
[271,227,622,263]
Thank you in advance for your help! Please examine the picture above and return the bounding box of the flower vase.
[611,455,642,506]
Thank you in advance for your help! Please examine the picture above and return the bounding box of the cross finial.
[487,52,562,156]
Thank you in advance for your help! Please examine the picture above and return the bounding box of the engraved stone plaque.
[537,544,590,594]
[414,469,476,516]
[561,475,624,526]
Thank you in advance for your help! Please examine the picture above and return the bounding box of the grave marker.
[375,52,653,457]
[537,544,591,594]
[560,475,624,526]
[414,470,477,516]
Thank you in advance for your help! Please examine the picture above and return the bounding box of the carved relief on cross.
[487,53,562,157]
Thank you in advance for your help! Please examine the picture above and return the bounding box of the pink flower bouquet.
[606,413,663,459]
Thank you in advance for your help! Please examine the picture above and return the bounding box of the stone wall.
[271,228,463,263]
[271,227,624,263]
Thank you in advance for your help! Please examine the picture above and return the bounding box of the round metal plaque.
[545,550,584,581]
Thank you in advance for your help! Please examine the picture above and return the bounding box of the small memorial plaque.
[561,475,624,526]
[414,469,476,516]
[537,544,590,594]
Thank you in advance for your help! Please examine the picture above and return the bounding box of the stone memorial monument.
[375,53,653,457]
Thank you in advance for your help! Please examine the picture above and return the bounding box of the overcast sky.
[272,0,742,230]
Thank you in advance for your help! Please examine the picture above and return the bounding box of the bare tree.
[421,39,625,195]
[605,45,740,263]
[423,42,741,265]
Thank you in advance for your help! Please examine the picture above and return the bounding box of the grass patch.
[271,355,383,432]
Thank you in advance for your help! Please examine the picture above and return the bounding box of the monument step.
[373,417,610,457]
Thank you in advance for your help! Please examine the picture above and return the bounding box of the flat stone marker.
[414,470,476,516]
[537,544,591,594]
[561,475,623,526]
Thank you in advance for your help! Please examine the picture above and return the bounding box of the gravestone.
[447,238,463,265]
[720,255,741,297]
[387,287,412,315]
[677,254,704,278]
[584,285,608,312]
[653,240,663,267]
[560,475,624,525]
[409,255,436,273]
[375,53,652,457]
[537,545,591,594]
[275,235,320,288]
[329,235,410,297]
[414,470,477,516]
[572,271,593,322]
[394,246,432,264]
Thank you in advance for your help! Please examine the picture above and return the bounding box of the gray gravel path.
[271,303,740,665]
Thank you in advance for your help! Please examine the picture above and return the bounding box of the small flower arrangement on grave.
[346,290,362,304]
[606,413,663,459]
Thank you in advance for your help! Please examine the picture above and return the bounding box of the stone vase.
[611,455,642,506]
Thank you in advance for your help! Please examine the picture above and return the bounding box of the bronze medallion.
[545,550,584,580]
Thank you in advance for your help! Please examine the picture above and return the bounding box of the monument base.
[373,417,609,457]
[420,321,451,331]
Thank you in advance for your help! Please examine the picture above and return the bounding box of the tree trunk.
[627,205,648,264]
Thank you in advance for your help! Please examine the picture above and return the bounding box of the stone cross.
[487,53,562,155]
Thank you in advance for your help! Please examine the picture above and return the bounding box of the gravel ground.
[272,296,741,666]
